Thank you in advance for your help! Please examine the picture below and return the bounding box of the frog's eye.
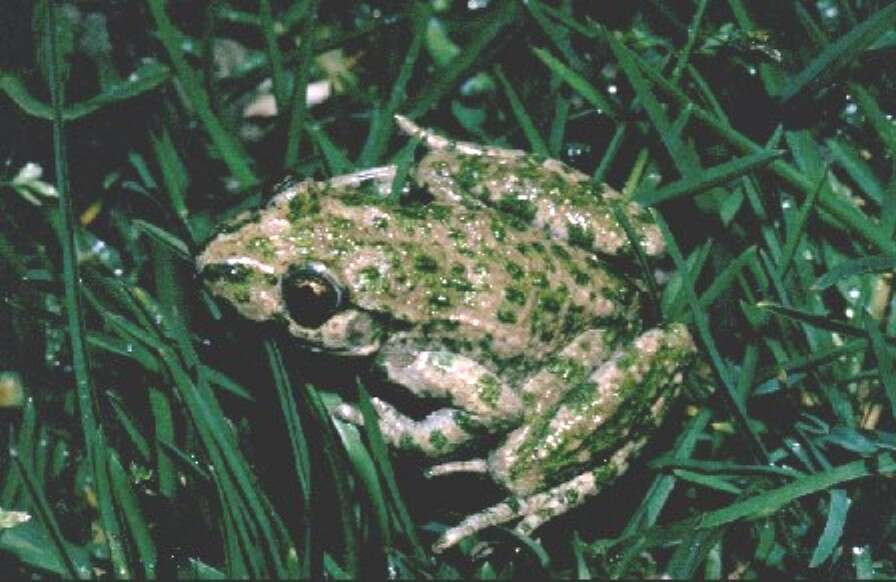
[282,263,345,328]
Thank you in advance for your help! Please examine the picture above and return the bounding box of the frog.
[197,115,698,553]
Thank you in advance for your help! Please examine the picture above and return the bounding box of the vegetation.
[2,0,896,577]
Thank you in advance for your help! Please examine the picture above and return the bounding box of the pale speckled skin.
[197,117,697,552]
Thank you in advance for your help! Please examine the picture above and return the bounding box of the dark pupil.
[282,268,341,328]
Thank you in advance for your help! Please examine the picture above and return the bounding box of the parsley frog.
[197,116,697,552]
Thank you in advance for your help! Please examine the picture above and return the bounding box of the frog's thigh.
[434,438,647,552]
[520,329,615,418]
[334,398,480,457]
[379,346,523,424]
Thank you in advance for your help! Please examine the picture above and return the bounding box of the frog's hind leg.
[433,438,647,553]
[334,398,482,457]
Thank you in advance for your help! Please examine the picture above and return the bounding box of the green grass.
[2,0,896,577]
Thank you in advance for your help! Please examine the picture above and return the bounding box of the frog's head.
[197,185,393,357]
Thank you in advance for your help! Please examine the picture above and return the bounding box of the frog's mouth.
[286,308,385,357]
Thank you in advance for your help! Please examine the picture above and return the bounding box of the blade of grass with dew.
[532,47,620,121]
[200,366,255,401]
[106,392,152,461]
[357,383,426,559]
[45,3,129,574]
[590,123,626,185]
[606,33,699,176]
[331,416,393,549]
[264,341,312,575]
[302,384,360,577]
[306,122,353,176]
[548,93,569,158]
[259,0,287,109]
[635,149,784,206]
[756,302,865,338]
[9,450,84,578]
[653,457,803,479]
[665,527,725,579]
[654,213,767,459]
[670,0,709,82]
[814,254,896,291]
[697,454,895,530]
[698,246,758,310]
[156,438,211,482]
[671,470,742,495]
[142,286,290,574]
[494,65,548,157]
[389,136,421,201]
[86,332,161,373]
[408,0,521,118]
[778,168,827,278]
[107,449,158,578]
[524,0,585,73]
[622,410,712,536]
[849,82,896,156]
[808,488,850,568]
[0,62,170,121]
[826,138,885,204]
[146,0,256,187]
[866,318,896,421]
[150,128,190,225]
[530,0,601,39]
[661,240,711,323]
[358,2,428,167]
[630,50,896,255]
[778,2,896,105]
[161,349,282,576]
[610,202,659,309]
[284,0,320,169]
[148,387,177,498]
[133,220,191,260]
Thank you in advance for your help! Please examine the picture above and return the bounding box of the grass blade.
[284,0,320,169]
[146,0,256,187]
[635,149,783,206]
[409,0,520,118]
[778,3,896,104]
[532,47,620,121]
[494,65,548,157]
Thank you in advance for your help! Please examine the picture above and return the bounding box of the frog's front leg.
[335,398,480,456]
[335,343,523,457]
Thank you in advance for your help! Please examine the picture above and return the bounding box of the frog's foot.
[433,465,618,553]
[425,459,488,478]
[394,115,524,158]
[378,344,524,426]
[334,397,480,457]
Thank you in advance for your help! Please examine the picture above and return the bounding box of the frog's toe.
[332,403,364,425]
[433,500,523,553]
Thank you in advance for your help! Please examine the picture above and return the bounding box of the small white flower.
[0,508,31,529]
[9,162,58,205]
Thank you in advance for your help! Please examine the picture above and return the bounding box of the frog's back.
[313,197,640,366]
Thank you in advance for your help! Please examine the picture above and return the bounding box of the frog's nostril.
[282,263,345,328]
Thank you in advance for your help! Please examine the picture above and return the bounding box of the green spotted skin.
[198,170,642,368]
